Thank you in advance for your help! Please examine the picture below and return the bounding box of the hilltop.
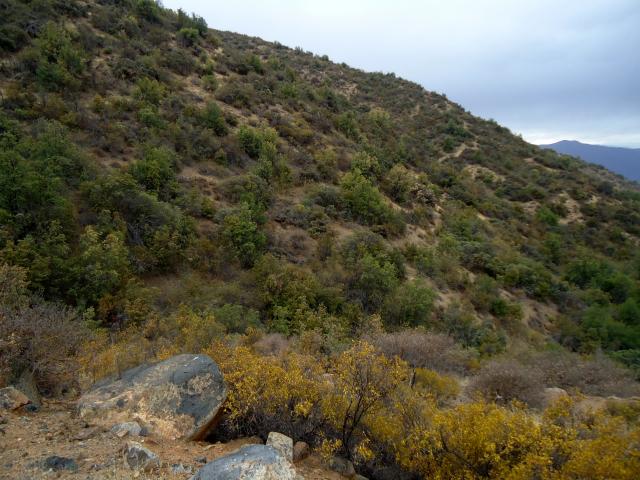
[541,140,640,182]
[1,1,640,478]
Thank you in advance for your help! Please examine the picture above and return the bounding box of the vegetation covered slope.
[1,1,640,478]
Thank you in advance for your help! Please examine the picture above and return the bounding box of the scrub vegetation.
[1,1,640,478]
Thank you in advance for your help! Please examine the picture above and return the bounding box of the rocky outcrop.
[190,444,299,480]
[0,386,30,410]
[78,354,227,440]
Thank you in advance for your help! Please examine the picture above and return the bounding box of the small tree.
[324,341,406,459]
[221,203,266,268]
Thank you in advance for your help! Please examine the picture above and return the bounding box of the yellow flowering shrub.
[79,331,640,479]
[204,341,325,439]
[398,400,553,480]
[322,341,407,458]
[413,368,461,405]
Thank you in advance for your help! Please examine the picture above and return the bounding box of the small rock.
[24,404,39,413]
[542,387,569,407]
[172,463,193,474]
[190,444,298,480]
[0,387,30,411]
[73,426,99,441]
[292,441,309,462]
[123,441,160,471]
[328,456,356,478]
[195,455,207,464]
[266,432,294,461]
[111,421,142,438]
[42,456,78,472]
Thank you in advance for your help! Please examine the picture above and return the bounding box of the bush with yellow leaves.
[77,326,640,480]
[204,341,326,442]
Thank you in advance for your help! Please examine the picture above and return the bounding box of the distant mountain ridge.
[541,140,640,182]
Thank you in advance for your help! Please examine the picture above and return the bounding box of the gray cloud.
[163,0,640,147]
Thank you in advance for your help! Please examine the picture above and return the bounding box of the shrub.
[340,169,393,226]
[519,350,640,397]
[237,125,264,159]
[129,146,178,200]
[370,330,473,375]
[335,111,360,140]
[70,226,130,307]
[413,368,461,405]
[205,342,326,442]
[382,280,435,327]
[384,164,414,203]
[323,341,406,459]
[134,77,166,106]
[220,202,267,268]
[0,299,89,396]
[199,102,228,136]
[177,27,199,47]
[32,22,85,91]
[469,359,545,408]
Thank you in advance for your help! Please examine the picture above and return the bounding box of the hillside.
[1,1,640,478]
[541,140,640,182]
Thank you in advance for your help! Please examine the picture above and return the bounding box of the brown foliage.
[468,359,545,408]
[0,303,89,396]
[369,329,473,375]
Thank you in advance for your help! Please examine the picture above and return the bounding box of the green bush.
[340,170,392,226]
[129,146,177,200]
[221,202,267,268]
[383,279,435,327]
[196,102,228,136]
[32,22,85,91]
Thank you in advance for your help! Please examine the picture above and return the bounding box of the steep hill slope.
[541,140,640,182]
[1,0,639,370]
[2,1,640,478]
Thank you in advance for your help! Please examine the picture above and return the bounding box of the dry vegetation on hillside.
[1,1,640,478]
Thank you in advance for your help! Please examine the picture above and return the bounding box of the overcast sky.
[163,0,640,147]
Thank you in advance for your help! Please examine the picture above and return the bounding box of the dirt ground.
[0,401,341,479]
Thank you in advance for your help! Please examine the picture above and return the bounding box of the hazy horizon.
[162,0,640,148]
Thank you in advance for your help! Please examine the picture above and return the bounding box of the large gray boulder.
[190,444,299,480]
[78,354,226,440]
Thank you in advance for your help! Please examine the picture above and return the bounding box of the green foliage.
[383,279,435,327]
[32,22,85,91]
[134,77,166,106]
[213,304,261,334]
[177,27,199,47]
[384,164,414,203]
[135,0,161,22]
[221,202,267,268]
[71,226,130,307]
[335,111,360,140]
[237,125,265,159]
[129,146,178,200]
[340,170,392,226]
[536,205,559,226]
[199,102,228,136]
[341,233,404,312]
